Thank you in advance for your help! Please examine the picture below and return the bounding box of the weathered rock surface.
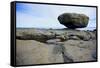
[16,28,96,42]
[16,28,97,65]
[16,40,64,65]
[16,29,56,42]
[58,13,89,28]
[63,40,96,62]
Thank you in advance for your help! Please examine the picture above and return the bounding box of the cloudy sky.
[16,3,96,30]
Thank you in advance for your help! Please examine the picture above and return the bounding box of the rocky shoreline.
[16,28,97,65]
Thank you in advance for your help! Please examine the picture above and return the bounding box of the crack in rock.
[53,43,74,62]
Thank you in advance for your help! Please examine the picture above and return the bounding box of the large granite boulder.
[58,13,89,28]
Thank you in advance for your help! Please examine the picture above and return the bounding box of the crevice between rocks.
[53,43,74,62]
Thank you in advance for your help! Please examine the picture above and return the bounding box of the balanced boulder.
[58,13,89,29]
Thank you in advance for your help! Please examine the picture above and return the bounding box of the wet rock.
[58,13,89,28]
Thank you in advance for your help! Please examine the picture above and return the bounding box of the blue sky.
[16,3,96,30]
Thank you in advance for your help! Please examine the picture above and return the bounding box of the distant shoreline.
[16,27,96,31]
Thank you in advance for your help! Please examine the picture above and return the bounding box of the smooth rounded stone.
[58,13,89,28]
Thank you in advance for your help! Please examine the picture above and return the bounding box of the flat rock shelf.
[16,28,97,65]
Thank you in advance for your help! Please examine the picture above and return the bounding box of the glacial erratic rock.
[58,13,89,28]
